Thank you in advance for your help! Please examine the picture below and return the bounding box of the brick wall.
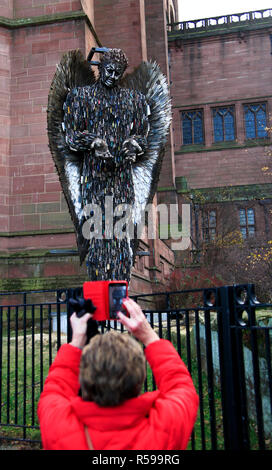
[145,0,176,191]
[0,28,11,232]
[14,0,82,19]
[174,145,271,190]
[169,28,272,189]
[93,0,146,68]
[170,31,272,106]
[8,20,86,235]
[1,0,13,18]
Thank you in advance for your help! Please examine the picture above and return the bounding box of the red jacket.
[37,339,199,450]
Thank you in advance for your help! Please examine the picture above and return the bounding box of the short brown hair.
[79,331,146,407]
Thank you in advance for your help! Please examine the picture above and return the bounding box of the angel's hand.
[121,138,143,163]
[65,130,97,152]
[91,138,113,160]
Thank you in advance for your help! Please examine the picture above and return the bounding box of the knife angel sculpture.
[47,47,171,283]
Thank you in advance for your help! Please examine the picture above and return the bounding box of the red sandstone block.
[29,88,50,100]
[12,175,45,194]
[14,0,33,9]
[72,0,81,10]
[23,114,46,127]
[13,30,26,46]
[10,125,29,138]
[47,30,78,42]
[41,23,70,34]
[45,2,74,15]
[15,6,45,18]
[14,75,45,87]
[0,204,9,216]
[0,216,9,232]
[9,166,20,177]
[28,123,46,137]
[23,214,41,230]
[46,181,62,192]
[35,143,51,154]
[59,38,84,50]
[44,163,56,175]
[9,215,24,231]
[12,91,30,101]
[25,32,51,45]
[31,95,50,106]
[32,40,60,55]
[13,203,36,215]
[32,0,56,6]
[0,76,10,90]
[7,194,32,205]
[25,53,46,68]
[12,42,33,56]
[45,51,64,66]
[43,262,77,277]
[30,65,56,77]
[40,211,72,230]
[23,153,50,166]
[28,84,46,98]
[38,192,61,203]
[20,164,45,176]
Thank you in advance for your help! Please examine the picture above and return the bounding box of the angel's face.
[100,62,124,88]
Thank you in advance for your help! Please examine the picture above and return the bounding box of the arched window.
[212,106,235,142]
[244,103,268,139]
[181,109,204,145]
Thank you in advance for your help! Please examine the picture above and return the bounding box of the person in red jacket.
[37,298,199,450]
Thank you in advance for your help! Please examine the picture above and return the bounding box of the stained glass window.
[202,210,217,242]
[181,110,204,145]
[244,103,268,139]
[212,106,235,142]
[239,208,255,239]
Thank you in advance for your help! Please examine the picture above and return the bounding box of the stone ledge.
[0,10,102,46]
[180,183,272,202]
[0,228,74,238]
[0,11,86,28]
[0,248,78,260]
[175,139,271,154]
[0,275,87,292]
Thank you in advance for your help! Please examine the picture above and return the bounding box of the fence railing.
[168,8,272,34]
[0,284,271,450]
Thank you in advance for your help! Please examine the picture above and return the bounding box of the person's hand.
[69,312,92,349]
[117,298,159,347]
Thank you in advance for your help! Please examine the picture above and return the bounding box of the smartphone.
[108,283,127,319]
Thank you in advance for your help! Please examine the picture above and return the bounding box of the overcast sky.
[178,0,272,21]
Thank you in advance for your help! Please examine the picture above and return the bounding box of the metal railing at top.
[167,8,272,34]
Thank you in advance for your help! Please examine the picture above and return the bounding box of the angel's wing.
[47,50,96,263]
[120,62,172,227]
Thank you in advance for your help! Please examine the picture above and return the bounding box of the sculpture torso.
[63,81,149,281]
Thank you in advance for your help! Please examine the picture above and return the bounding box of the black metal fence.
[0,284,271,450]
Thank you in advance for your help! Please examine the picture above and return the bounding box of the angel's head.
[98,48,128,88]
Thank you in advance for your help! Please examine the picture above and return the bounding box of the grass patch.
[0,324,64,444]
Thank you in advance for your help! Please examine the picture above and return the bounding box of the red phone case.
[83,280,128,321]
